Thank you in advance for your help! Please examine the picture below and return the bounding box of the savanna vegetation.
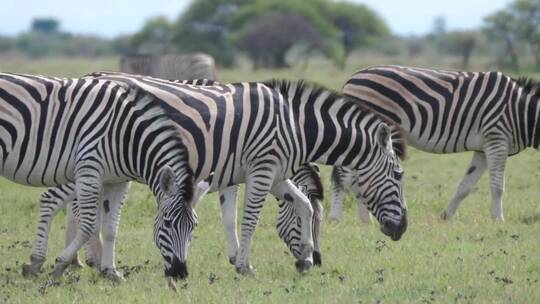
[0,56,539,303]
[1,0,540,302]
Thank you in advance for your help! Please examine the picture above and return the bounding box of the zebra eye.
[393,170,403,180]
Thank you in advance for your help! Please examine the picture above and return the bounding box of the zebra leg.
[271,179,314,274]
[311,198,323,266]
[68,200,103,268]
[218,185,240,265]
[357,197,371,223]
[328,167,346,221]
[99,182,129,282]
[22,186,75,276]
[235,171,276,276]
[484,142,508,221]
[66,202,84,268]
[191,177,212,208]
[50,170,102,277]
[441,151,487,220]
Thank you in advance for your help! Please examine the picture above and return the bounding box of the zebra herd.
[1,56,539,286]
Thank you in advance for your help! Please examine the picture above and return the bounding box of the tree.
[0,36,14,53]
[431,16,447,37]
[172,0,249,66]
[511,0,540,67]
[484,11,520,70]
[130,17,174,54]
[327,1,390,65]
[441,31,478,68]
[230,0,343,67]
[31,18,60,34]
[236,12,323,69]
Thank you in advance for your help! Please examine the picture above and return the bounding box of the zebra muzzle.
[380,209,408,241]
[165,256,188,280]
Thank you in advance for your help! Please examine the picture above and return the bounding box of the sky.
[0,0,512,38]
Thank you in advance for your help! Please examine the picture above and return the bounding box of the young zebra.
[48,74,408,276]
[0,73,195,281]
[337,65,540,221]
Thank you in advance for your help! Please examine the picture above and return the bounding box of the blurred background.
[1,0,538,88]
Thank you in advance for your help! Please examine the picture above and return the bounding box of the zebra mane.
[514,76,540,97]
[264,79,408,160]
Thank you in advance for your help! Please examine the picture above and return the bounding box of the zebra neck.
[302,107,370,167]
[524,93,540,150]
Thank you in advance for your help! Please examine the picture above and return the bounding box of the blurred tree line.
[0,18,128,57]
[403,0,540,71]
[2,0,540,71]
[131,0,389,68]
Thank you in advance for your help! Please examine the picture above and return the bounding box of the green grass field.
[0,56,539,303]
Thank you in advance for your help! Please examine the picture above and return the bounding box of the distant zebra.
[338,65,540,221]
[0,73,195,281]
[53,73,408,276]
[120,53,216,80]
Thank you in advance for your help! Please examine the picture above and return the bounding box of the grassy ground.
[0,56,539,303]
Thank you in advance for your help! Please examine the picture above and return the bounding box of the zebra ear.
[376,123,392,152]
[159,166,177,197]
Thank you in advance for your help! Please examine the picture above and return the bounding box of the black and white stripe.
[0,73,195,281]
[47,74,408,276]
[340,65,540,220]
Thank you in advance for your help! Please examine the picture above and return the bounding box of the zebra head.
[351,122,407,241]
[154,165,196,280]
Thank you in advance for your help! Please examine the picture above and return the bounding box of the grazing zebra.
[120,53,216,80]
[76,74,328,266]
[339,64,540,221]
[56,73,408,276]
[0,73,195,281]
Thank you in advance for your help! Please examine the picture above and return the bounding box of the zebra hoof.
[235,265,255,276]
[102,268,125,283]
[70,257,84,268]
[85,258,100,268]
[22,255,45,276]
[312,251,322,266]
[49,260,69,278]
[491,216,505,222]
[21,263,42,276]
[295,259,313,274]
[440,210,452,221]
[228,256,236,265]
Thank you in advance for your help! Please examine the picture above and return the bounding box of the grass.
[0,55,539,303]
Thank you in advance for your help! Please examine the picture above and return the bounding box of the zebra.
[338,64,540,221]
[120,53,216,80]
[53,73,408,276]
[41,77,320,276]
[0,73,195,281]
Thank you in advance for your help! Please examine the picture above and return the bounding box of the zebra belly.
[407,133,485,154]
[1,151,76,186]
